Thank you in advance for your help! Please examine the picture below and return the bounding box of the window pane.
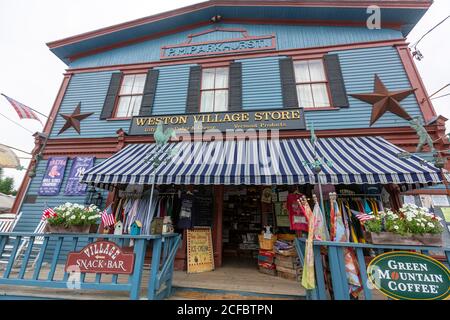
[294,61,310,83]
[200,91,214,112]
[309,60,326,82]
[215,68,229,89]
[311,84,330,108]
[129,96,143,116]
[214,90,228,112]
[132,74,146,94]
[297,84,314,108]
[201,69,215,90]
[120,75,135,94]
[116,96,132,117]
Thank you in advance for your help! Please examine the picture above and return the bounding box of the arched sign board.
[367,251,450,300]
[65,241,135,275]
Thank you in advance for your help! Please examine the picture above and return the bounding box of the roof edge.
[46,0,433,49]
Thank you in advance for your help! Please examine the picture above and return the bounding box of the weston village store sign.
[129,108,306,135]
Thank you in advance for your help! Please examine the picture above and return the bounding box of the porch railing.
[294,238,450,300]
[0,232,181,300]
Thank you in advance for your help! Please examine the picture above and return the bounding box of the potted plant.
[364,204,444,246]
[44,203,102,233]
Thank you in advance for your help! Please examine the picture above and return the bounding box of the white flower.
[70,216,76,220]
[421,223,425,227]
[394,225,399,230]
[427,222,434,228]
[81,215,86,219]
[407,217,412,222]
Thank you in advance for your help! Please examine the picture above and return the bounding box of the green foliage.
[365,204,444,235]
[0,168,17,195]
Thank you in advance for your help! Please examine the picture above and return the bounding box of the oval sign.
[367,251,450,300]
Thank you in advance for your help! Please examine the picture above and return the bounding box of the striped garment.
[1,94,43,124]
[42,207,57,220]
[101,206,115,227]
[80,137,445,188]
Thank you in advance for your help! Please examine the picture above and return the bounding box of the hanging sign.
[129,108,306,135]
[64,157,95,195]
[38,157,68,196]
[65,241,135,274]
[187,227,215,273]
[367,251,450,300]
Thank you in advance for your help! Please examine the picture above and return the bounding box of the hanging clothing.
[313,201,329,241]
[331,198,363,298]
[287,193,308,231]
[302,200,316,290]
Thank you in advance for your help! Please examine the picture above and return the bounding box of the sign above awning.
[129,108,306,135]
[81,136,447,189]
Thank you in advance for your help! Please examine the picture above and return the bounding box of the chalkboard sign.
[193,195,213,227]
[187,227,215,273]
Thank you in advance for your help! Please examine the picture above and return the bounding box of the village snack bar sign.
[367,251,450,300]
[65,241,135,275]
[129,108,306,135]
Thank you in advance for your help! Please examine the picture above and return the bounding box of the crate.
[276,265,302,275]
[274,247,297,256]
[277,270,302,282]
[275,258,301,269]
[258,255,275,264]
[258,234,277,251]
[259,266,277,276]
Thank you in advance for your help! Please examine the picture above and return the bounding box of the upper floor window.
[200,67,229,112]
[293,59,331,108]
[115,74,147,117]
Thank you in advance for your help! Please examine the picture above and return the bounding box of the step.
[169,286,305,300]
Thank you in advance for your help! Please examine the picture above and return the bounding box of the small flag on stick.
[351,210,375,223]
[42,206,57,220]
[1,93,43,125]
[101,206,115,227]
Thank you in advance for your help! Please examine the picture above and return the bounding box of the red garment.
[287,193,308,231]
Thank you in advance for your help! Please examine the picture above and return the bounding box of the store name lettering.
[135,110,301,126]
[161,36,275,59]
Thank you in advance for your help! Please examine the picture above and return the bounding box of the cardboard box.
[277,270,302,282]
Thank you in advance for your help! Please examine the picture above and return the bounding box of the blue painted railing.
[294,238,450,300]
[0,232,181,300]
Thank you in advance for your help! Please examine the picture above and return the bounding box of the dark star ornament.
[350,74,416,126]
[58,102,94,135]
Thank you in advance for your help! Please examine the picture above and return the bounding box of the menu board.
[187,227,214,273]
[193,195,213,227]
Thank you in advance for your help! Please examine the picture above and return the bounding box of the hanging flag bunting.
[64,157,95,195]
[1,94,43,125]
[38,157,68,196]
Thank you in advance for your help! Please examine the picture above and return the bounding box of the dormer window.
[200,67,229,112]
[293,59,331,108]
[115,74,147,117]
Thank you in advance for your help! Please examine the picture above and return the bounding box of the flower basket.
[45,224,91,234]
[364,231,442,247]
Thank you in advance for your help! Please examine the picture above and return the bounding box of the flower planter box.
[364,232,442,247]
[45,224,93,234]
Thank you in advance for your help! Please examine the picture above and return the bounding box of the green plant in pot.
[44,203,102,233]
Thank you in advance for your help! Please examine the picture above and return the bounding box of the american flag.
[1,94,43,125]
[101,206,115,227]
[351,210,375,223]
[42,207,57,220]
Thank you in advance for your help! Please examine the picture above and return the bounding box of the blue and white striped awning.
[80,136,446,188]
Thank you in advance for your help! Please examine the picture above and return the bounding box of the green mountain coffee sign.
[367,251,450,300]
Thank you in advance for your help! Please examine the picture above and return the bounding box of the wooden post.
[212,185,224,268]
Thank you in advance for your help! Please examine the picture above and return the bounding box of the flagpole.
[0,111,34,134]
[1,93,48,118]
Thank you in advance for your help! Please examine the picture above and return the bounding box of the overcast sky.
[0,0,449,189]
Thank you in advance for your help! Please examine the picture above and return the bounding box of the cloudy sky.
[0,0,449,189]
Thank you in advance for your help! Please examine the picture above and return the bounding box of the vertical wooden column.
[212,185,224,268]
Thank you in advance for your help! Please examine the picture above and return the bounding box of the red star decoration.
[58,102,94,135]
[350,74,416,126]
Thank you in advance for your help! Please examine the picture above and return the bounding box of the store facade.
[10,0,450,277]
